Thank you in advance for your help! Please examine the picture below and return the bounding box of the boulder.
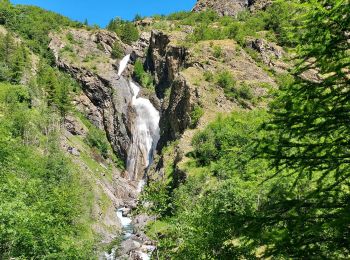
[67,147,80,156]
[119,240,141,255]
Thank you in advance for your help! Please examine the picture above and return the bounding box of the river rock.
[122,207,131,217]
[119,240,142,255]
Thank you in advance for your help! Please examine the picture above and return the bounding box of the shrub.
[238,83,253,100]
[133,59,154,89]
[107,18,139,44]
[203,71,214,82]
[85,128,109,158]
[190,105,204,129]
[216,71,235,88]
[66,32,75,43]
[213,45,222,58]
[111,41,123,59]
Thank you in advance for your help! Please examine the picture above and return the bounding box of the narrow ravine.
[104,54,159,260]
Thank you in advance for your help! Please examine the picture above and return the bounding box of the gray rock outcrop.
[49,29,133,162]
[192,0,272,16]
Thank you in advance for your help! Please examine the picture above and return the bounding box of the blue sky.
[11,0,196,27]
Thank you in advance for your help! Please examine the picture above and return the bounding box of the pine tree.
[259,0,350,257]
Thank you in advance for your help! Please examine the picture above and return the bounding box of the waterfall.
[109,55,158,260]
[127,81,160,179]
[117,54,131,76]
[117,54,160,180]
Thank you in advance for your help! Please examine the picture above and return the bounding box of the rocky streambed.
[104,188,156,260]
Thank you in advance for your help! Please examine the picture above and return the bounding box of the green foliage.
[151,111,271,259]
[111,41,123,59]
[216,71,254,102]
[212,45,222,58]
[203,70,214,82]
[177,1,300,46]
[141,180,172,216]
[133,14,142,22]
[216,70,236,89]
[66,32,75,43]
[0,32,30,83]
[37,62,73,118]
[192,111,265,167]
[107,17,139,44]
[0,83,95,259]
[0,1,80,57]
[85,127,109,159]
[167,10,219,25]
[216,70,237,99]
[133,59,154,89]
[258,1,350,257]
[238,83,253,100]
[189,105,204,129]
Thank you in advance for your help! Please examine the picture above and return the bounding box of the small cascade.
[117,54,131,77]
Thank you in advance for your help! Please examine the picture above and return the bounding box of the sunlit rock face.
[192,0,251,16]
[192,0,271,17]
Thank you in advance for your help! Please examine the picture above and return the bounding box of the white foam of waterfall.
[126,81,160,179]
[117,54,130,76]
[104,248,116,260]
[116,208,132,227]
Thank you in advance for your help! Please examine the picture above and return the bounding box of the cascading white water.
[127,81,160,179]
[110,55,158,260]
[117,54,131,76]
[117,54,160,180]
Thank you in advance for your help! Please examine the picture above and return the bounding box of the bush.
[213,45,222,58]
[133,59,154,89]
[85,128,109,159]
[203,71,214,82]
[66,32,74,43]
[189,105,204,129]
[0,3,80,56]
[238,83,253,100]
[216,71,237,100]
[111,41,123,59]
[107,18,139,44]
[0,32,30,84]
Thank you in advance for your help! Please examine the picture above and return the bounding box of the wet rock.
[122,207,132,217]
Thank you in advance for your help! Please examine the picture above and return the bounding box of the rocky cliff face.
[50,29,134,163]
[192,0,272,16]
[146,31,193,144]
